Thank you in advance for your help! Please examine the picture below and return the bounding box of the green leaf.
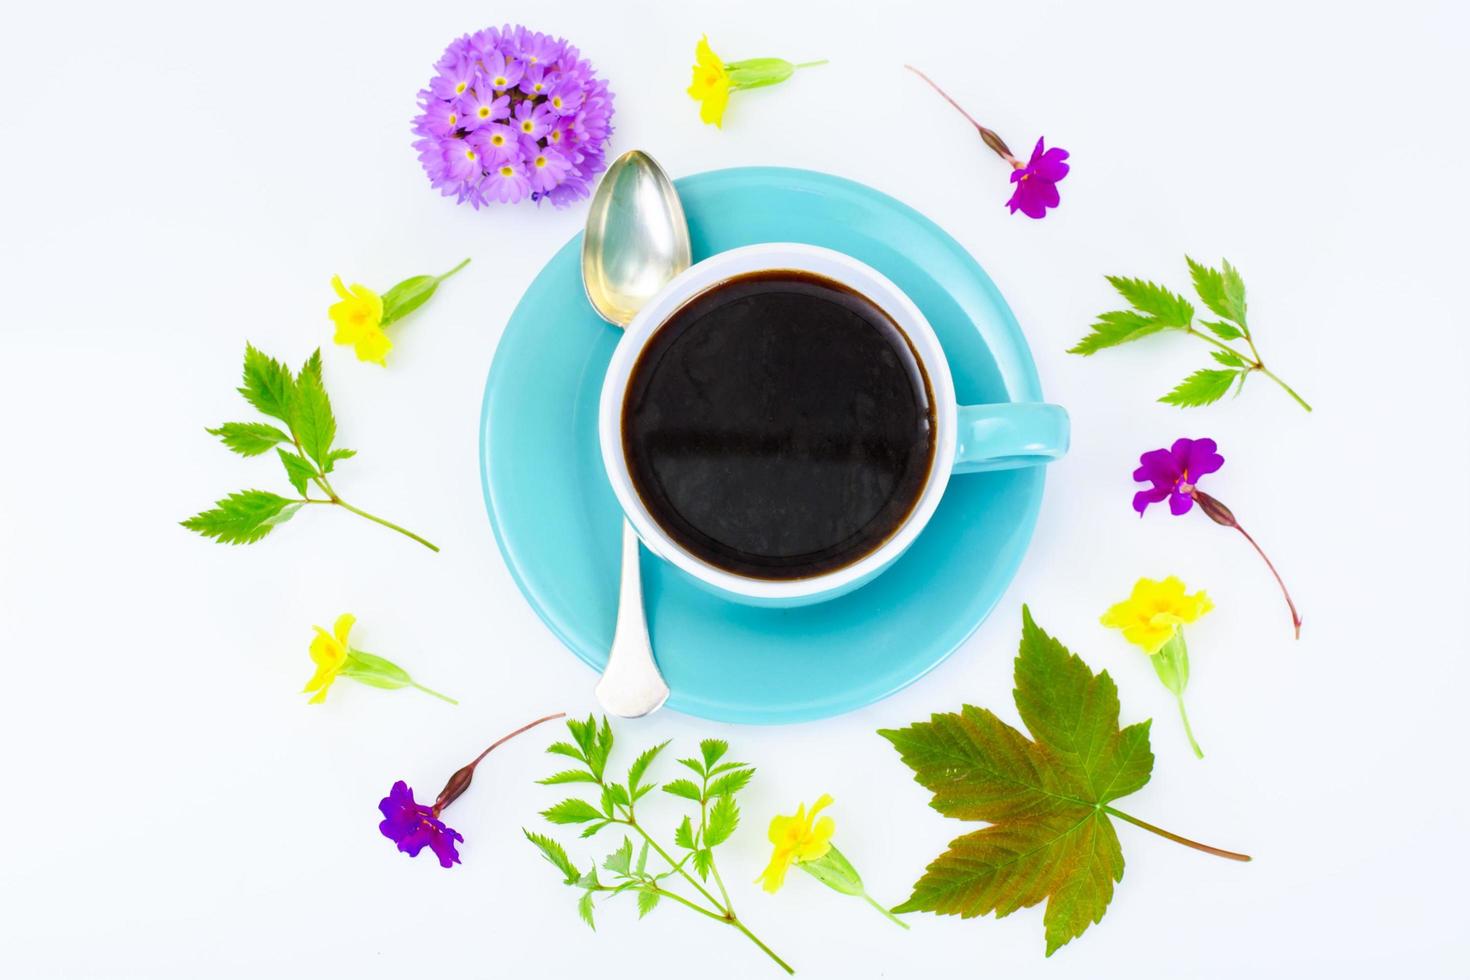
[577,867,601,889]
[674,815,696,850]
[577,890,596,931]
[600,783,629,817]
[707,767,754,798]
[322,448,356,474]
[705,761,748,777]
[339,650,413,689]
[566,716,597,755]
[292,350,336,467]
[636,888,660,918]
[1209,349,1246,368]
[704,795,739,848]
[589,716,615,781]
[604,837,634,877]
[1066,310,1170,356]
[1186,256,1233,323]
[379,275,441,327]
[1159,368,1239,407]
[1105,276,1195,327]
[878,606,1158,956]
[238,344,297,424]
[207,421,290,456]
[276,448,316,496]
[1200,319,1244,341]
[539,769,600,786]
[181,490,301,544]
[1220,259,1248,328]
[636,840,650,876]
[692,848,713,881]
[676,757,707,778]
[628,741,670,797]
[546,741,587,764]
[662,779,703,803]
[542,798,604,825]
[580,821,611,839]
[700,739,728,769]
[523,829,580,885]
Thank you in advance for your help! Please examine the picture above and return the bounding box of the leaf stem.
[410,681,458,705]
[1103,806,1251,861]
[436,257,471,282]
[792,59,828,69]
[1174,693,1204,759]
[728,917,795,975]
[331,497,440,552]
[1185,327,1311,412]
[620,820,727,913]
[864,892,911,929]
[1258,365,1313,412]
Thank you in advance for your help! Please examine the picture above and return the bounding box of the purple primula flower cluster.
[378,780,463,868]
[412,25,613,209]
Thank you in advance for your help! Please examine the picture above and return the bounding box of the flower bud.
[1192,490,1238,528]
[434,764,475,814]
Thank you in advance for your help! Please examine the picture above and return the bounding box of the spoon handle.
[595,520,670,718]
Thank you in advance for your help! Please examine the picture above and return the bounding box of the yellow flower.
[757,794,835,892]
[1101,576,1213,655]
[687,36,731,127]
[303,613,355,704]
[328,275,391,366]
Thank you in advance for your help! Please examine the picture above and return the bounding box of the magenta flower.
[376,713,564,868]
[1132,438,1301,638]
[411,25,613,209]
[379,781,464,868]
[1133,437,1224,516]
[907,65,1069,219]
[1006,138,1071,219]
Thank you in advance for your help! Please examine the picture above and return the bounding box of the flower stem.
[332,498,440,552]
[1259,365,1313,412]
[1174,692,1204,759]
[1102,806,1251,861]
[863,892,911,929]
[437,257,471,282]
[793,59,828,69]
[1184,328,1311,411]
[410,681,459,705]
[468,712,566,769]
[1229,521,1302,638]
[728,917,795,975]
[903,65,1018,166]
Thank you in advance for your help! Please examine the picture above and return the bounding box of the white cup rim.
[598,243,958,601]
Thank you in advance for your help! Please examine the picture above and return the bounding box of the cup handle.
[953,402,1070,474]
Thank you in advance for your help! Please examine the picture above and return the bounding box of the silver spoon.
[581,150,691,717]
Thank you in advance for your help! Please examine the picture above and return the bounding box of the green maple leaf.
[880,606,1249,957]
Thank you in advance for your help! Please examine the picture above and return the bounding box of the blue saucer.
[480,167,1047,724]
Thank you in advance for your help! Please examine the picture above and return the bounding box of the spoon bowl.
[582,151,692,328]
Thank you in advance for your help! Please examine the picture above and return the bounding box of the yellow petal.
[795,816,835,861]
[330,274,353,303]
[757,847,794,893]
[698,83,730,127]
[353,326,393,366]
[694,35,724,72]
[309,627,346,669]
[332,613,356,648]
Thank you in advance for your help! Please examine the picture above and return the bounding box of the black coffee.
[622,270,935,580]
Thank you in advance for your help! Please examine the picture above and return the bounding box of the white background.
[2,1,1467,976]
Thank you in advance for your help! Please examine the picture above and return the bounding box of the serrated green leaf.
[677,757,706,777]
[580,821,610,839]
[604,837,634,876]
[704,794,739,848]
[699,739,728,769]
[322,447,356,473]
[879,606,1162,956]
[1066,310,1170,356]
[693,848,713,881]
[1221,259,1248,327]
[1105,276,1195,327]
[1159,368,1239,407]
[379,275,440,327]
[633,783,655,801]
[577,867,600,889]
[546,741,587,763]
[292,350,336,467]
[207,421,290,456]
[628,741,669,796]
[577,890,596,930]
[523,829,580,885]
[636,840,649,876]
[276,448,316,496]
[1209,349,1246,368]
[674,815,696,850]
[538,769,600,786]
[542,798,604,825]
[566,715,596,754]
[181,490,301,545]
[339,650,413,689]
[705,761,748,777]
[589,716,614,781]
[1186,256,1235,324]
[637,888,660,918]
[662,778,703,803]
[238,344,297,424]
[600,783,629,817]
[1200,319,1244,341]
[707,768,754,798]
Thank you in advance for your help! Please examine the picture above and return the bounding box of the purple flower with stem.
[378,712,565,868]
[1134,438,1302,638]
[905,65,1068,219]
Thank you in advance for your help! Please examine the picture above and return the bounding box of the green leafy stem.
[526,718,793,974]
[1070,257,1312,412]
[183,345,438,551]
